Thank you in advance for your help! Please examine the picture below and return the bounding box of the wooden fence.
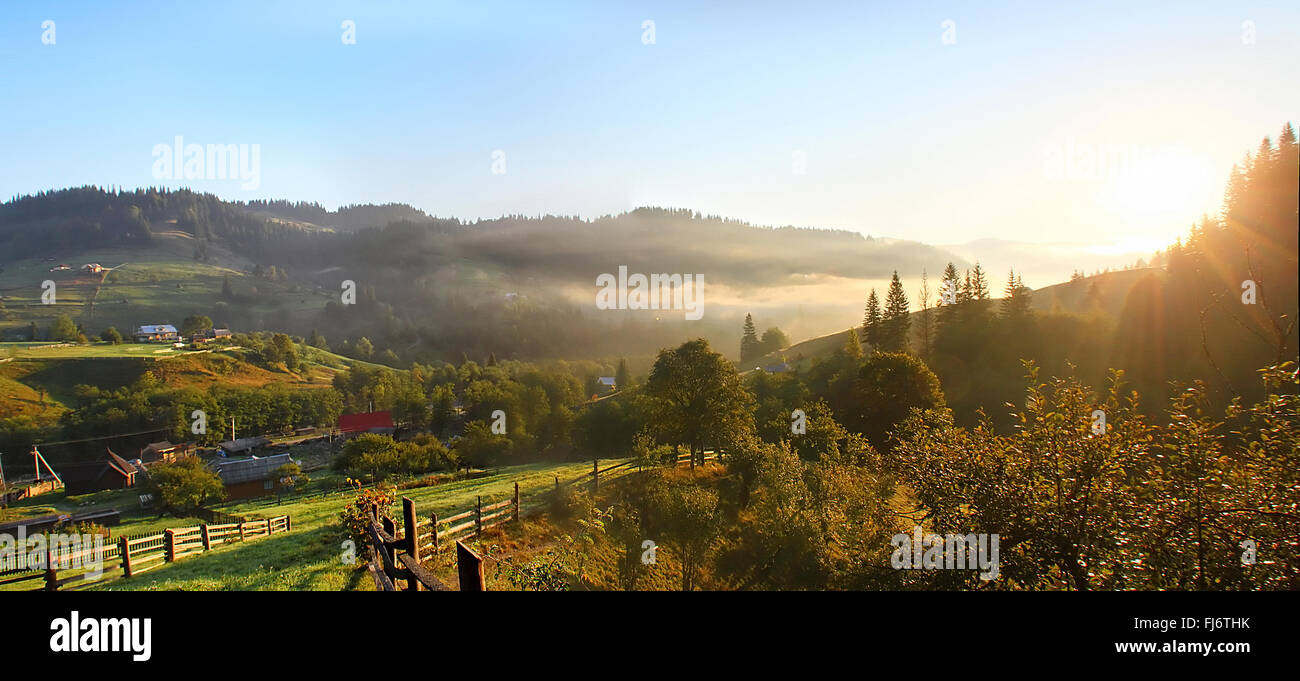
[0,515,291,591]
[675,449,720,468]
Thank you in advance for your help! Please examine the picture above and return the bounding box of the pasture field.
[79,459,623,591]
[0,232,339,342]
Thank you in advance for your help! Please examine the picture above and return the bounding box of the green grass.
[0,342,210,359]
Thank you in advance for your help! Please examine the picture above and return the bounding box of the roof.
[338,411,395,433]
[58,449,136,486]
[219,436,272,453]
[104,448,138,477]
[597,377,616,385]
[212,453,295,485]
[135,324,177,334]
[142,441,175,453]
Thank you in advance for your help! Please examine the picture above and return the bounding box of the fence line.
[2,514,291,591]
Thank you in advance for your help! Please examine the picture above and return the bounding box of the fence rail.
[675,449,720,467]
[363,497,483,592]
[3,514,291,591]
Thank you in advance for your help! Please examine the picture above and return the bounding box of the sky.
[1,0,1297,255]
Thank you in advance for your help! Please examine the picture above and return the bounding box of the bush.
[337,479,396,556]
[549,484,590,527]
[148,456,225,516]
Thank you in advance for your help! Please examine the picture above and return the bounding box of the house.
[59,448,139,495]
[337,411,395,436]
[595,376,617,394]
[210,453,295,501]
[763,362,793,373]
[134,324,179,343]
[191,328,232,344]
[139,441,191,463]
[218,436,272,457]
[80,263,104,274]
[49,264,71,272]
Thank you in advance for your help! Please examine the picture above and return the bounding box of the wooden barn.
[58,449,139,496]
[211,453,295,501]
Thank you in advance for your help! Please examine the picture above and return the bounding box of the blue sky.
[1,0,1297,250]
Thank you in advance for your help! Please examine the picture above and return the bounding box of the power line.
[35,427,168,448]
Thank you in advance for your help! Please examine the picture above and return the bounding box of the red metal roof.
[337,411,395,433]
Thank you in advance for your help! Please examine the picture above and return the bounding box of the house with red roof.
[337,411,395,436]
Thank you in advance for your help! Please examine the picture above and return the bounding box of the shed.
[211,453,295,500]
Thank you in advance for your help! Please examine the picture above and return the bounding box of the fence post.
[430,512,439,551]
[201,525,211,551]
[402,498,421,591]
[238,521,246,542]
[120,536,132,578]
[286,515,292,532]
[593,458,599,494]
[513,482,520,523]
[475,496,482,536]
[456,540,485,592]
[164,529,176,562]
[402,497,419,562]
[44,547,57,591]
[382,514,396,539]
[554,475,559,491]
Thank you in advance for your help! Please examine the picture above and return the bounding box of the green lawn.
[0,342,213,360]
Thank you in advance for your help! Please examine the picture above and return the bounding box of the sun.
[1096,146,1221,225]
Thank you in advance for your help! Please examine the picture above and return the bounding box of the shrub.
[337,479,396,556]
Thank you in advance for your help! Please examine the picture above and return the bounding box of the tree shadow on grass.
[100,523,356,591]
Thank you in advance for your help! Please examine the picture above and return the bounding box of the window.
[264,480,274,490]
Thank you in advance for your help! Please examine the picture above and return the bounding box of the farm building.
[191,328,232,344]
[337,411,395,436]
[80,263,104,274]
[211,453,295,500]
[58,448,140,496]
[218,436,272,456]
[134,324,179,342]
[139,441,192,463]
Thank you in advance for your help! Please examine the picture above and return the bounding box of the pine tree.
[970,263,990,301]
[999,269,1033,320]
[862,289,881,348]
[221,275,233,300]
[741,313,761,363]
[937,262,962,329]
[615,358,632,389]
[842,326,863,360]
[881,271,911,352]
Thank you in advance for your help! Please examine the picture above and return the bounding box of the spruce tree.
[862,289,881,348]
[741,313,761,363]
[937,262,962,329]
[882,271,911,352]
[615,358,632,389]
